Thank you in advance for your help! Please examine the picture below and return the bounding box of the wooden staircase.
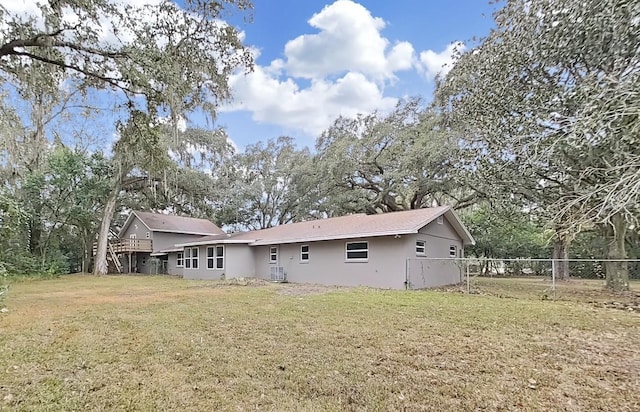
[107,243,123,273]
[93,239,153,274]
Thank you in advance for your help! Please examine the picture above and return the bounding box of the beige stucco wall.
[182,244,255,280]
[152,232,210,253]
[181,214,469,289]
[166,252,180,276]
[407,215,465,289]
[253,236,408,289]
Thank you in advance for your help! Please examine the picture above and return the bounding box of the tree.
[233,136,316,230]
[43,147,112,272]
[119,127,238,223]
[1,1,254,275]
[436,0,639,290]
[93,110,173,275]
[462,204,551,275]
[2,1,254,275]
[315,99,474,216]
[0,0,253,116]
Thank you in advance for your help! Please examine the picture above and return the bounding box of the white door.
[269,246,278,266]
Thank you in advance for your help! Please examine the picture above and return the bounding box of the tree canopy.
[0,0,253,116]
[436,0,640,290]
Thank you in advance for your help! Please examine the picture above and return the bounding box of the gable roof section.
[176,206,475,247]
[120,211,225,237]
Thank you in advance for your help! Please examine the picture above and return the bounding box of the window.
[437,216,444,225]
[207,247,214,269]
[176,251,184,267]
[269,246,278,264]
[346,241,368,261]
[145,231,150,239]
[185,247,199,269]
[300,245,309,262]
[416,240,426,256]
[449,245,457,258]
[216,246,224,269]
[207,246,224,269]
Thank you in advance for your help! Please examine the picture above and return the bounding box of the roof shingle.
[176,206,475,247]
[130,211,225,236]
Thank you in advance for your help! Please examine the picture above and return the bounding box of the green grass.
[473,276,640,304]
[1,275,639,411]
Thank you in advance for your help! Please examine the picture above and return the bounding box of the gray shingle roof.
[127,211,225,236]
[176,206,475,247]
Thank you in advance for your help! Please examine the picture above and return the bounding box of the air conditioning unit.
[270,266,286,282]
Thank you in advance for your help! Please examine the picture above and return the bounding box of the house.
[110,211,225,274]
[172,206,475,290]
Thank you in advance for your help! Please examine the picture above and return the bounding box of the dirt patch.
[595,299,640,313]
[186,277,344,296]
[275,282,345,296]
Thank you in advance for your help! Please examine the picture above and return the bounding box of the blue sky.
[216,0,498,150]
[1,0,498,152]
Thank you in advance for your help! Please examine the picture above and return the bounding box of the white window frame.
[145,231,151,239]
[300,245,309,262]
[215,246,224,269]
[345,241,368,262]
[449,245,457,258]
[437,216,444,225]
[176,251,184,268]
[416,240,426,257]
[269,246,278,264]
[185,247,199,269]
[207,245,225,270]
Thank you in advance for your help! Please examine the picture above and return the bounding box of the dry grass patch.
[474,277,640,306]
[1,275,639,411]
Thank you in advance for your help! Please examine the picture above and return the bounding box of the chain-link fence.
[406,258,640,301]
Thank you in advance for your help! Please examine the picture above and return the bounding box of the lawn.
[1,275,639,411]
[473,276,640,306]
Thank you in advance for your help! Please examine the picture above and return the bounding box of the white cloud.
[418,41,466,80]
[222,0,466,137]
[283,0,413,81]
[224,67,397,136]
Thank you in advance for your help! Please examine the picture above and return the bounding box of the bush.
[0,249,69,278]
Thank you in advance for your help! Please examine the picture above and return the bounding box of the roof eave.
[153,229,226,236]
[249,229,417,246]
[443,209,476,246]
[174,239,255,247]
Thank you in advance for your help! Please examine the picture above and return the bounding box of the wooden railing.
[93,238,153,255]
[110,238,153,253]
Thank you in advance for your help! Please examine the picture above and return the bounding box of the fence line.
[405,258,640,299]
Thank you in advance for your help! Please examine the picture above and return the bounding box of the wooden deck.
[109,238,153,253]
[93,239,153,255]
[91,239,153,274]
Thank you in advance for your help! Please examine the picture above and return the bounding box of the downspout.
[405,258,409,290]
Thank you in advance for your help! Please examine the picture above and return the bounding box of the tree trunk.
[93,183,120,276]
[603,213,629,292]
[28,213,43,256]
[82,228,94,273]
[552,234,570,280]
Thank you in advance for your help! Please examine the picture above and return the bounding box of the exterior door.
[269,246,279,266]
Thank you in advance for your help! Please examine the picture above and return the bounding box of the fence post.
[466,259,470,294]
[551,258,556,297]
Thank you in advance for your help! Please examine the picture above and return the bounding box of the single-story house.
[172,206,475,290]
[109,211,225,274]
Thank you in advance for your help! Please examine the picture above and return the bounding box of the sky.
[1,0,498,152]
[215,0,498,150]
